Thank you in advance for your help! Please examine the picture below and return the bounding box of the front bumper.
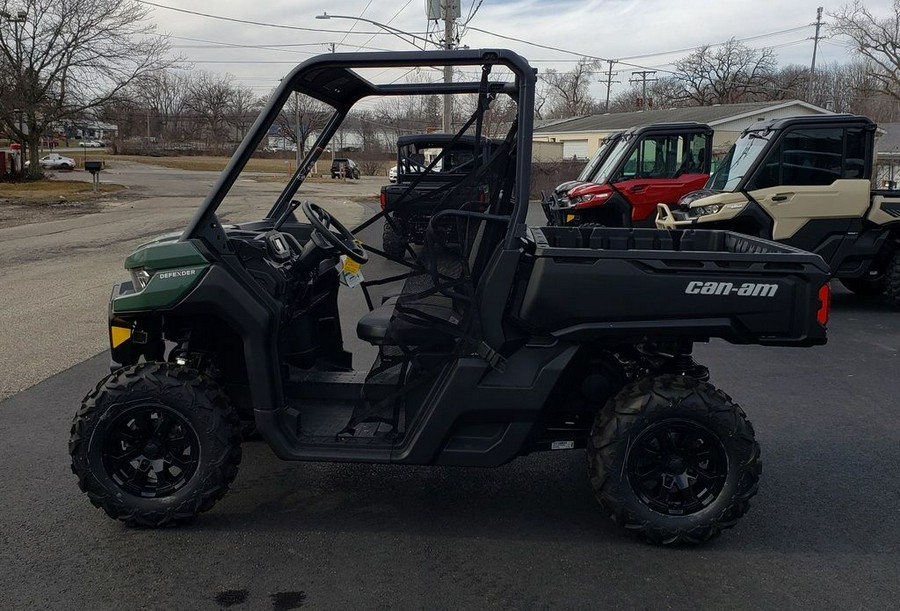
[655,203,695,229]
[540,193,578,226]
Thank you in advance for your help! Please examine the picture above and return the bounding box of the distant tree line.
[534,1,900,123]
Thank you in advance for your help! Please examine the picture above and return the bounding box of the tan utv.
[657,115,900,307]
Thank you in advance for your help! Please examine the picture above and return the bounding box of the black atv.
[69,50,831,545]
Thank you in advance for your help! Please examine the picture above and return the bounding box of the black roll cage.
[181,49,536,254]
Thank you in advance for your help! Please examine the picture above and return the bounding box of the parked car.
[78,140,104,148]
[388,165,397,183]
[330,157,360,179]
[26,153,76,170]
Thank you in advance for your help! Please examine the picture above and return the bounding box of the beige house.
[534,100,832,160]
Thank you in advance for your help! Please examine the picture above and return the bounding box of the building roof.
[876,123,900,153]
[534,100,830,134]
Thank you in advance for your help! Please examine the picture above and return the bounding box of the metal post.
[600,60,619,112]
[442,6,454,132]
[294,92,301,166]
[809,7,824,102]
[630,71,657,111]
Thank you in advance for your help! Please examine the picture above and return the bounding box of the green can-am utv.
[70,50,832,545]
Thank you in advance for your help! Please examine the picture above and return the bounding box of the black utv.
[380,133,498,257]
[70,50,831,545]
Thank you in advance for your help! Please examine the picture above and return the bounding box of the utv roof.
[396,134,497,147]
[742,114,876,135]
[623,122,712,136]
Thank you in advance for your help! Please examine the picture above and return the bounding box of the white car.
[78,140,104,148]
[389,165,397,183]
[28,153,76,170]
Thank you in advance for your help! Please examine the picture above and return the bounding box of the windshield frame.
[590,134,636,185]
[706,129,774,192]
[576,133,622,182]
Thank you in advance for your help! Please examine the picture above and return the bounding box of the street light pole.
[315,13,428,50]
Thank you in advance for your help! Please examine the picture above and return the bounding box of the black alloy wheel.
[100,403,201,499]
[625,419,728,516]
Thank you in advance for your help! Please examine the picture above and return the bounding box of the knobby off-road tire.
[382,220,408,259]
[69,363,242,527]
[886,249,900,309]
[587,374,760,545]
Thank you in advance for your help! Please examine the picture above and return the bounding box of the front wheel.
[587,374,760,545]
[69,363,242,527]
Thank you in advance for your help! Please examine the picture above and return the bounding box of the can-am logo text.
[685,281,778,297]
[157,269,197,280]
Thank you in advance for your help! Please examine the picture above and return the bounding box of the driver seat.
[356,297,459,348]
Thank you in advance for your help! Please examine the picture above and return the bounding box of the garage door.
[563,139,588,160]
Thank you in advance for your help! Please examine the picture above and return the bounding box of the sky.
[137,0,896,103]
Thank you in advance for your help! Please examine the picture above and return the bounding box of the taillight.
[379,190,386,210]
[817,283,831,326]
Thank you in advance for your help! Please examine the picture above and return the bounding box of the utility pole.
[325,42,336,53]
[808,6,824,102]
[441,1,459,133]
[630,71,657,111]
[598,60,619,112]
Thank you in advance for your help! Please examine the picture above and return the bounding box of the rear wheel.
[587,374,760,545]
[886,249,900,309]
[69,363,242,527]
[841,272,886,296]
[383,219,408,259]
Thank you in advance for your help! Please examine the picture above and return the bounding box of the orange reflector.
[110,326,131,348]
[817,283,831,326]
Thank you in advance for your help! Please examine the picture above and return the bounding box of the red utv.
[544,122,713,227]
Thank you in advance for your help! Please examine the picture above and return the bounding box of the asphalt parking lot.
[1,162,899,609]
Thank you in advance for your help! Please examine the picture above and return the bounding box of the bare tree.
[830,0,900,102]
[609,77,683,112]
[673,39,777,105]
[539,58,600,118]
[140,69,192,140]
[273,92,330,156]
[184,72,236,147]
[0,0,170,176]
[225,84,260,143]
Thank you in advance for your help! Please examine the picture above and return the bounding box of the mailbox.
[84,160,103,173]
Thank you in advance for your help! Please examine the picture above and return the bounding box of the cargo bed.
[513,227,830,346]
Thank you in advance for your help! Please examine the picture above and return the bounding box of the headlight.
[687,202,746,218]
[130,268,152,291]
[572,192,610,207]
[689,204,723,217]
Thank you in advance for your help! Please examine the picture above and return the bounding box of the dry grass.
[105,154,299,174]
[0,180,124,203]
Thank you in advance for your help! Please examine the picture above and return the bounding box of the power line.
[349,0,416,52]
[337,0,375,48]
[134,0,428,37]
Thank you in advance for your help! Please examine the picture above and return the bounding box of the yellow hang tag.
[342,258,361,275]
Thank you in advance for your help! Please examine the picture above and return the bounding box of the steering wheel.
[301,201,368,264]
